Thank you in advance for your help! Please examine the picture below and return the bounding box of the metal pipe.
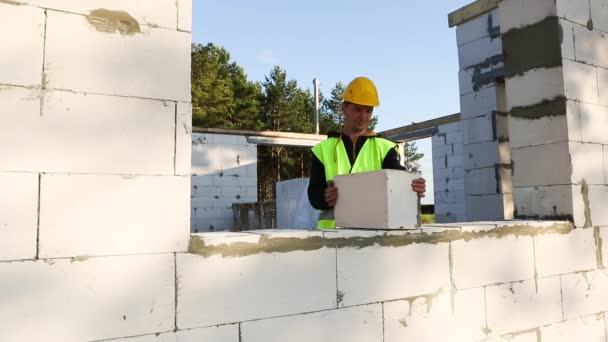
[313,78,320,134]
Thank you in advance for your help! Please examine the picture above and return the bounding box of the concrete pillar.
[451,4,514,221]
[500,0,608,227]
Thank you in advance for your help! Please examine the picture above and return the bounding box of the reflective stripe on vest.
[312,136,397,229]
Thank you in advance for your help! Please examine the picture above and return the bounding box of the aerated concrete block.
[499,0,557,33]
[456,10,500,47]
[45,11,190,101]
[383,288,486,341]
[505,67,564,110]
[452,234,534,289]
[178,0,192,32]
[39,174,190,258]
[0,3,45,87]
[562,270,608,319]
[175,102,192,176]
[563,59,599,104]
[0,172,38,261]
[458,36,502,71]
[240,304,383,342]
[511,142,571,187]
[592,0,608,33]
[178,232,336,328]
[557,0,592,27]
[573,24,608,70]
[333,170,419,229]
[534,227,597,277]
[0,254,175,342]
[486,277,562,336]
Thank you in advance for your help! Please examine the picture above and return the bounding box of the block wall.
[191,133,258,232]
[0,1,193,340]
[456,8,514,221]
[432,121,466,222]
[500,0,608,227]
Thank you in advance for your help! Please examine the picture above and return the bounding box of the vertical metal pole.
[313,78,320,134]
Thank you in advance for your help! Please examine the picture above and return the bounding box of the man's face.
[342,102,373,133]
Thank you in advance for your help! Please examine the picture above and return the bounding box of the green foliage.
[191,43,263,129]
[402,141,424,172]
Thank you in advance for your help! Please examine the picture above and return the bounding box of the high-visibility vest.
[311,136,397,229]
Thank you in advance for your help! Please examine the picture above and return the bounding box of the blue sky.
[192,0,473,203]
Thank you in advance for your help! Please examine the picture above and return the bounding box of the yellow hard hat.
[342,77,380,107]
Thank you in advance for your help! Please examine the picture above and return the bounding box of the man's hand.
[411,178,426,198]
[325,181,338,208]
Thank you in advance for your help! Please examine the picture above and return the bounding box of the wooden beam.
[448,0,499,28]
[379,113,461,141]
[192,127,327,141]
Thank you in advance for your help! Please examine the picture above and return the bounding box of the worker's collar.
[328,129,377,139]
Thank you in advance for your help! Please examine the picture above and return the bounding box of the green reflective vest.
[311,136,398,229]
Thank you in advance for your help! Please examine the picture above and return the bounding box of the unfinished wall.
[500,0,608,227]
[454,7,514,221]
[191,133,258,232]
[179,221,608,341]
[0,1,196,340]
[432,120,466,222]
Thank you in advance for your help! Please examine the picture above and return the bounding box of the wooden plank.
[192,126,327,141]
[379,113,461,139]
[448,0,499,28]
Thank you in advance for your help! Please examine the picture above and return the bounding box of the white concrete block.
[499,0,557,33]
[240,304,383,342]
[557,0,592,27]
[448,177,465,191]
[457,9,500,46]
[176,102,192,176]
[508,115,569,149]
[178,0,192,32]
[384,288,486,342]
[39,174,190,258]
[458,36,502,70]
[486,277,562,336]
[105,332,177,342]
[0,254,175,342]
[212,174,247,187]
[596,68,608,106]
[0,3,44,87]
[563,59,599,104]
[570,142,604,184]
[466,193,513,221]
[535,227,597,277]
[460,86,500,119]
[452,235,534,289]
[562,270,608,319]
[573,24,608,69]
[464,141,510,169]
[0,172,38,261]
[459,68,477,95]
[45,11,190,101]
[435,190,465,203]
[511,142,571,187]
[11,0,178,30]
[561,20,576,61]
[587,185,608,227]
[178,236,336,328]
[505,67,565,109]
[437,121,461,134]
[434,167,465,180]
[2,90,175,174]
[463,115,494,144]
[337,241,450,306]
[333,170,419,229]
[592,0,608,33]
[192,185,220,198]
[512,185,579,221]
[435,202,467,221]
[465,167,498,195]
[542,315,606,341]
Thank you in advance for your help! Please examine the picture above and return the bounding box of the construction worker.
[307,76,426,229]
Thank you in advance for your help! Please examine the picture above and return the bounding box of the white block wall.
[456,8,514,222]
[191,133,258,232]
[175,222,608,341]
[0,1,193,341]
[432,121,466,222]
[501,0,608,227]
